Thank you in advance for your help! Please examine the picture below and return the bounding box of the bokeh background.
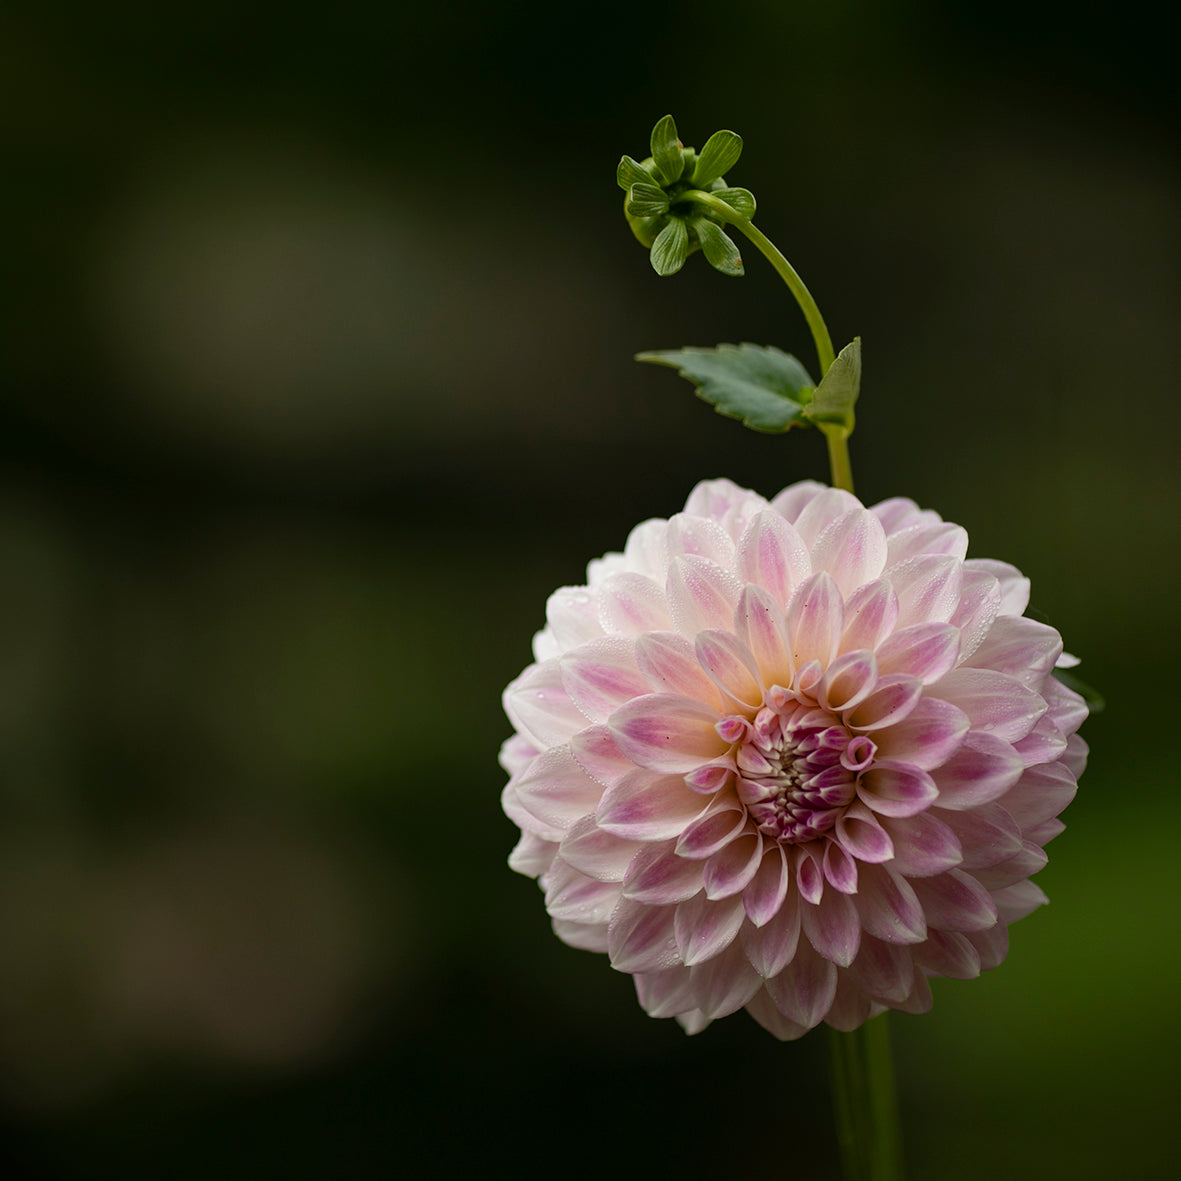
[2,2,1178,1177]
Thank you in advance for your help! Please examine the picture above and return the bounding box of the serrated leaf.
[637,343,816,432]
[692,129,742,187]
[650,114,684,185]
[617,155,653,192]
[1052,668,1105,714]
[692,218,743,276]
[803,337,861,435]
[711,187,756,219]
[627,182,669,218]
[650,217,689,275]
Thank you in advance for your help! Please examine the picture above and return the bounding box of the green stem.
[823,428,855,495]
[827,1017,904,1181]
[681,191,836,378]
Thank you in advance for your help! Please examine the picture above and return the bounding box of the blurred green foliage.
[1,2,1178,1177]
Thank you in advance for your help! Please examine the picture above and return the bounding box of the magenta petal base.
[501,480,1087,1039]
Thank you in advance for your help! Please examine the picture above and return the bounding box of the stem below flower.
[827,1016,904,1181]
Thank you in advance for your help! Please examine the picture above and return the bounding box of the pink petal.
[1012,715,1068,765]
[622,518,670,579]
[835,804,895,863]
[544,585,605,650]
[742,844,791,927]
[963,595,1067,689]
[801,887,862,967]
[569,724,633,790]
[764,938,838,1028]
[786,572,845,669]
[1062,733,1088,778]
[854,863,927,944]
[735,511,812,605]
[695,629,764,708]
[595,769,710,840]
[733,584,794,687]
[740,890,801,975]
[503,659,589,749]
[552,918,609,953]
[819,649,879,712]
[544,857,622,925]
[914,929,982,980]
[622,841,706,904]
[560,636,647,723]
[968,922,1009,970]
[910,869,998,932]
[689,939,765,1018]
[933,803,1022,870]
[635,631,723,706]
[857,760,939,817]
[972,842,1048,889]
[634,965,695,1018]
[559,814,642,882]
[792,488,862,547]
[508,830,559,877]
[498,732,538,779]
[683,478,769,538]
[1001,761,1078,828]
[875,622,961,684]
[704,831,765,899]
[796,848,825,904]
[596,571,673,635]
[930,731,1025,810]
[607,899,681,972]
[926,668,1047,743]
[964,558,1029,616]
[513,745,605,831]
[666,555,743,635]
[871,496,941,535]
[848,935,915,1002]
[822,841,860,894]
[810,509,889,597]
[887,554,963,628]
[885,521,969,566]
[676,1010,711,1035]
[665,511,737,568]
[845,675,924,731]
[824,972,875,1031]
[769,479,829,524]
[871,697,970,770]
[879,811,963,876]
[992,879,1048,922]
[674,891,747,966]
[893,972,933,1015]
[839,579,900,653]
[745,987,810,1041]
[609,693,726,772]
[675,799,750,859]
[948,568,1002,662]
[1044,676,1089,736]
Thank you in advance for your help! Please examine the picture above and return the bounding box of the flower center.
[729,690,876,844]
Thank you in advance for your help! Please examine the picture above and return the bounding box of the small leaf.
[627,183,670,218]
[637,342,816,433]
[650,114,685,185]
[617,155,653,192]
[1052,669,1106,714]
[650,217,689,275]
[692,218,743,276]
[692,129,743,187]
[711,187,756,219]
[803,337,861,436]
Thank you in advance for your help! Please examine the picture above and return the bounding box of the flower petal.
[609,693,726,772]
[930,731,1025,810]
[683,478,770,538]
[704,830,765,899]
[695,629,764,708]
[635,631,722,705]
[819,649,878,712]
[559,814,642,882]
[884,521,969,566]
[801,887,862,967]
[835,803,895,864]
[675,799,750,859]
[560,636,647,723]
[848,934,916,1002]
[513,745,605,831]
[665,512,738,568]
[622,841,706,904]
[933,803,1023,870]
[675,891,747,966]
[871,697,970,769]
[914,928,982,980]
[735,510,812,606]
[764,938,838,1028]
[857,760,939,817]
[1001,761,1079,829]
[948,568,1002,662]
[792,488,862,547]
[874,622,961,684]
[911,869,998,932]
[964,558,1029,616]
[839,579,900,653]
[689,939,765,1018]
[811,509,889,597]
[666,555,743,635]
[544,857,622,925]
[595,769,710,840]
[544,586,605,650]
[928,668,1047,743]
[569,724,633,790]
[733,584,794,687]
[504,659,589,749]
[596,571,673,635]
[742,844,791,927]
[607,898,681,972]
[845,675,924,731]
[871,496,941,535]
[854,863,927,944]
[740,888,801,975]
[879,811,963,876]
[887,554,963,628]
[786,572,844,669]
[634,965,695,1018]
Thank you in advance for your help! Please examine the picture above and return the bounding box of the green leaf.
[617,155,653,192]
[803,337,861,435]
[692,129,743,187]
[711,187,756,219]
[637,342,815,432]
[649,217,689,275]
[626,182,669,218]
[650,114,684,185]
[692,217,743,276]
[1052,668,1106,714]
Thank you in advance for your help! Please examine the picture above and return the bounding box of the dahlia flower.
[501,479,1087,1039]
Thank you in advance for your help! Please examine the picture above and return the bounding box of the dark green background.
[2,2,1177,1177]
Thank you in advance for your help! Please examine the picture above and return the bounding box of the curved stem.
[681,190,836,378]
[827,1017,904,1181]
[824,428,855,495]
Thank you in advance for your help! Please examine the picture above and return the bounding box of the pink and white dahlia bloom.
[501,479,1087,1039]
